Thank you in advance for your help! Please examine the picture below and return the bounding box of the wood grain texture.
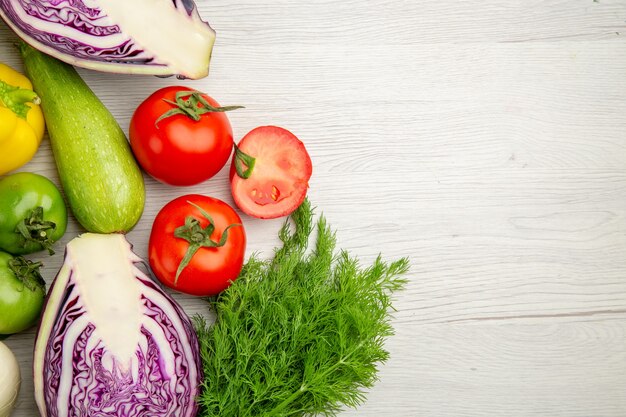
[2,0,626,416]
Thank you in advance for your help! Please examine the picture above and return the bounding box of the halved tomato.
[230,126,312,219]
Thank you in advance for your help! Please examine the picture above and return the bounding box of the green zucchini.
[19,44,145,234]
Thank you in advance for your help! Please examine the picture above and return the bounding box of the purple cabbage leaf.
[0,0,215,79]
[33,233,202,417]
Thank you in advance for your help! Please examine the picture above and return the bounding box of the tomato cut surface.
[230,126,312,219]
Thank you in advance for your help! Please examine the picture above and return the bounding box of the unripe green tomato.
[0,172,67,255]
[0,251,46,335]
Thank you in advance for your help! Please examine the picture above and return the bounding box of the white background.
[2,1,626,416]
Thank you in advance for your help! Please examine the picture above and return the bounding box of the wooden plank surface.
[2,1,626,416]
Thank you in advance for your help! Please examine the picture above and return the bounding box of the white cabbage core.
[102,0,215,79]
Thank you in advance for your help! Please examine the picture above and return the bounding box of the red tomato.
[230,126,312,219]
[130,86,241,186]
[148,194,246,296]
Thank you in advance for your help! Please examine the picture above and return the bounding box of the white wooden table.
[2,1,626,416]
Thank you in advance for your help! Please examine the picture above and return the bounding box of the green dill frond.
[195,199,408,417]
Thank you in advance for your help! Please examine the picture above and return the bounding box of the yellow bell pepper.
[0,62,45,175]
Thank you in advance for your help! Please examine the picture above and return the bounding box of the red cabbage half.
[33,233,201,417]
[0,0,215,79]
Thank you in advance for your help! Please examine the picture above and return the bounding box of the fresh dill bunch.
[194,199,409,417]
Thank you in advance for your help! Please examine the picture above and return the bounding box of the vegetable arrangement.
[0,6,408,417]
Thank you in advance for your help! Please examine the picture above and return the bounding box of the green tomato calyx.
[8,256,45,292]
[173,201,242,284]
[15,206,57,255]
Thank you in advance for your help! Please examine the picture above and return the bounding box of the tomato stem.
[173,201,242,284]
[155,90,244,127]
[14,206,57,255]
[234,144,256,179]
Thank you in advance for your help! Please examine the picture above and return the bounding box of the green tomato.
[0,251,46,335]
[0,172,67,255]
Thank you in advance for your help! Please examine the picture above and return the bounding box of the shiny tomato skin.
[148,195,246,296]
[130,86,234,186]
[230,126,312,219]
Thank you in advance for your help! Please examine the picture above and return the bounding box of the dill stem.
[266,384,308,417]
[265,342,364,417]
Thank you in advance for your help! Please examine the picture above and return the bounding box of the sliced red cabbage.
[0,0,215,79]
[33,233,201,417]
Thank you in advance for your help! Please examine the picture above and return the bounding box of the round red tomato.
[148,194,246,296]
[130,86,242,186]
[230,126,312,219]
